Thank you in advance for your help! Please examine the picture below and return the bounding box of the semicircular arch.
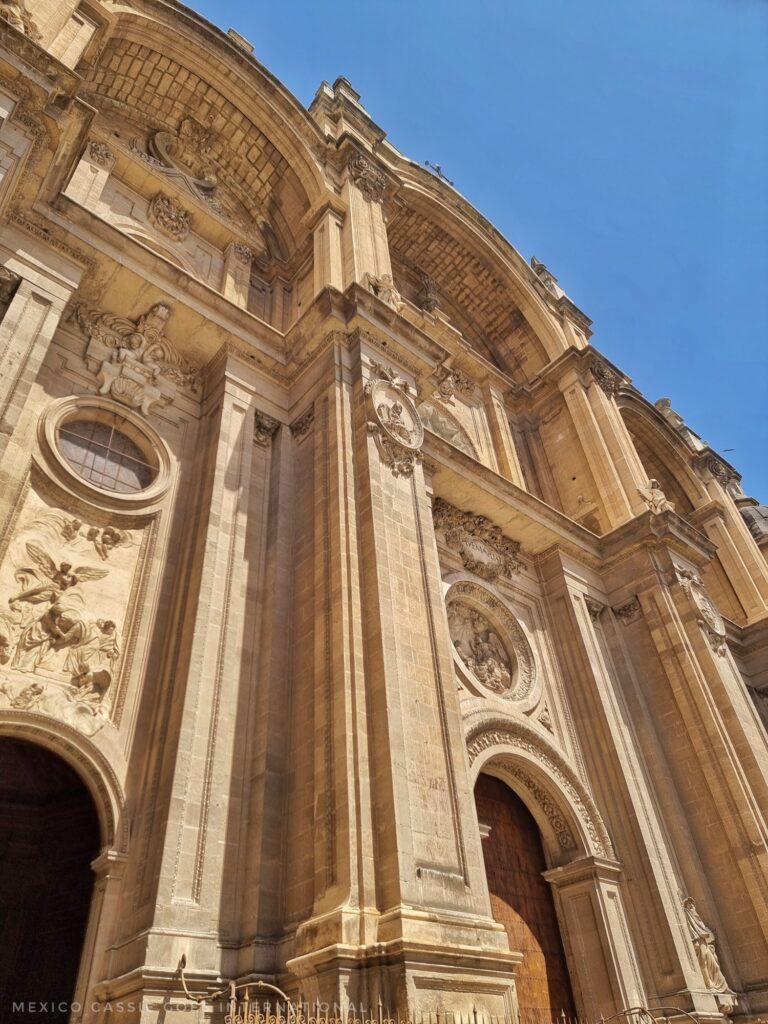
[465,708,614,865]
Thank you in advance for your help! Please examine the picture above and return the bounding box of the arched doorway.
[475,773,575,1024]
[0,738,101,1024]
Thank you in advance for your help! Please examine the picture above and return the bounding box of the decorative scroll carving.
[446,581,535,702]
[348,151,387,203]
[365,364,423,477]
[584,595,605,622]
[290,405,315,440]
[705,455,731,488]
[88,140,115,169]
[147,116,218,192]
[433,498,521,580]
[0,0,39,38]
[148,192,191,241]
[637,478,675,515]
[682,896,737,1013]
[434,366,475,401]
[465,716,613,858]
[674,567,727,656]
[253,410,280,447]
[0,503,140,736]
[418,400,476,458]
[591,357,620,398]
[74,301,200,416]
[612,596,642,626]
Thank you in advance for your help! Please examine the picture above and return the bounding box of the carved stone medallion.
[366,364,423,477]
[675,567,727,656]
[445,581,536,702]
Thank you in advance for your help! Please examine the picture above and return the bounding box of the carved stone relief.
[0,0,39,38]
[446,581,535,702]
[148,192,191,241]
[612,596,642,626]
[348,151,387,203]
[674,567,728,657]
[434,366,475,401]
[74,301,200,416]
[590,357,621,398]
[418,399,477,458]
[0,495,142,736]
[433,498,521,581]
[363,272,403,312]
[365,364,423,477]
[88,139,115,170]
[416,269,438,313]
[253,410,280,447]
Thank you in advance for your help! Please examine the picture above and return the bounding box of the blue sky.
[192,0,768,497]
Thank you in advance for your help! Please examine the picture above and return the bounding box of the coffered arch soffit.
[618,395,708,511]
[388,183,567,381]
[84,11,327,259]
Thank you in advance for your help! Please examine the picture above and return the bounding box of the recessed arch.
[0,713,127,853]
[464,709,614,865]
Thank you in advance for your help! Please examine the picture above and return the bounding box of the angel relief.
[0,500,138,736]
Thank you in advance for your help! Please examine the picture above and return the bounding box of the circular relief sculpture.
[370,378,423,451]
[445,581,536,703]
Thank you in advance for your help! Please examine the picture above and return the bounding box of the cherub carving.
[9,542,107,607]
[85,526,132,561]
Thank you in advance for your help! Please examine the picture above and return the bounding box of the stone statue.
[654,397,706,451]
[682,897,734,1004]
[638,479,675,515]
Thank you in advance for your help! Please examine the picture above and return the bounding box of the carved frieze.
[365,363,423,477]
[74,301,200,416]
[148,192,191,241]
[433,498,521,580]
[348,151,387,203]
[446,581,535,702]
[0,497,142,736]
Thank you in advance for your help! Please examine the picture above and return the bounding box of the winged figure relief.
[9,542,108,607]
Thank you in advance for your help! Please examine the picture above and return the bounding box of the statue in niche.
[447,601,514,695]
[682,897,735,1009]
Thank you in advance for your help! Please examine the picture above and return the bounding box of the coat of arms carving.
[365,364,423,477]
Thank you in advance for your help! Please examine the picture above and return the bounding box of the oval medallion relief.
[370,379,423,451]
[445,581,536,704]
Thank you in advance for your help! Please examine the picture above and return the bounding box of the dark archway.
[475,773,575,1024]
[0,739,101,1024]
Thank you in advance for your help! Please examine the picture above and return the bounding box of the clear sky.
[191,0,768,497]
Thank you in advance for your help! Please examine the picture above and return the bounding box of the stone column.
[291,342,515,1013]
[558,367,636,528]
[63,138,116,209]
[481,380,526,488]
[312,203,345,296]
[341,151,392,290]
[221,241,253,309]
[0,227,83,460]
[545,857,645,1021]
[80,851,129,1024]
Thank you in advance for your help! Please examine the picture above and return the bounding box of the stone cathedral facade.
[1,4,768,1024]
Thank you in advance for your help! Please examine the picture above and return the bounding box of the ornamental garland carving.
[465,717,613,858]
[148,192,191,241]
[0,498,142,737]
[74,301,200,416]
[433,498,521,580]
[446,581,535,702]
[348,151,387,203]
[365,363,423,477]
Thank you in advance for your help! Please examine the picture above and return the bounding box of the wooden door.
[475,773,576,1024]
